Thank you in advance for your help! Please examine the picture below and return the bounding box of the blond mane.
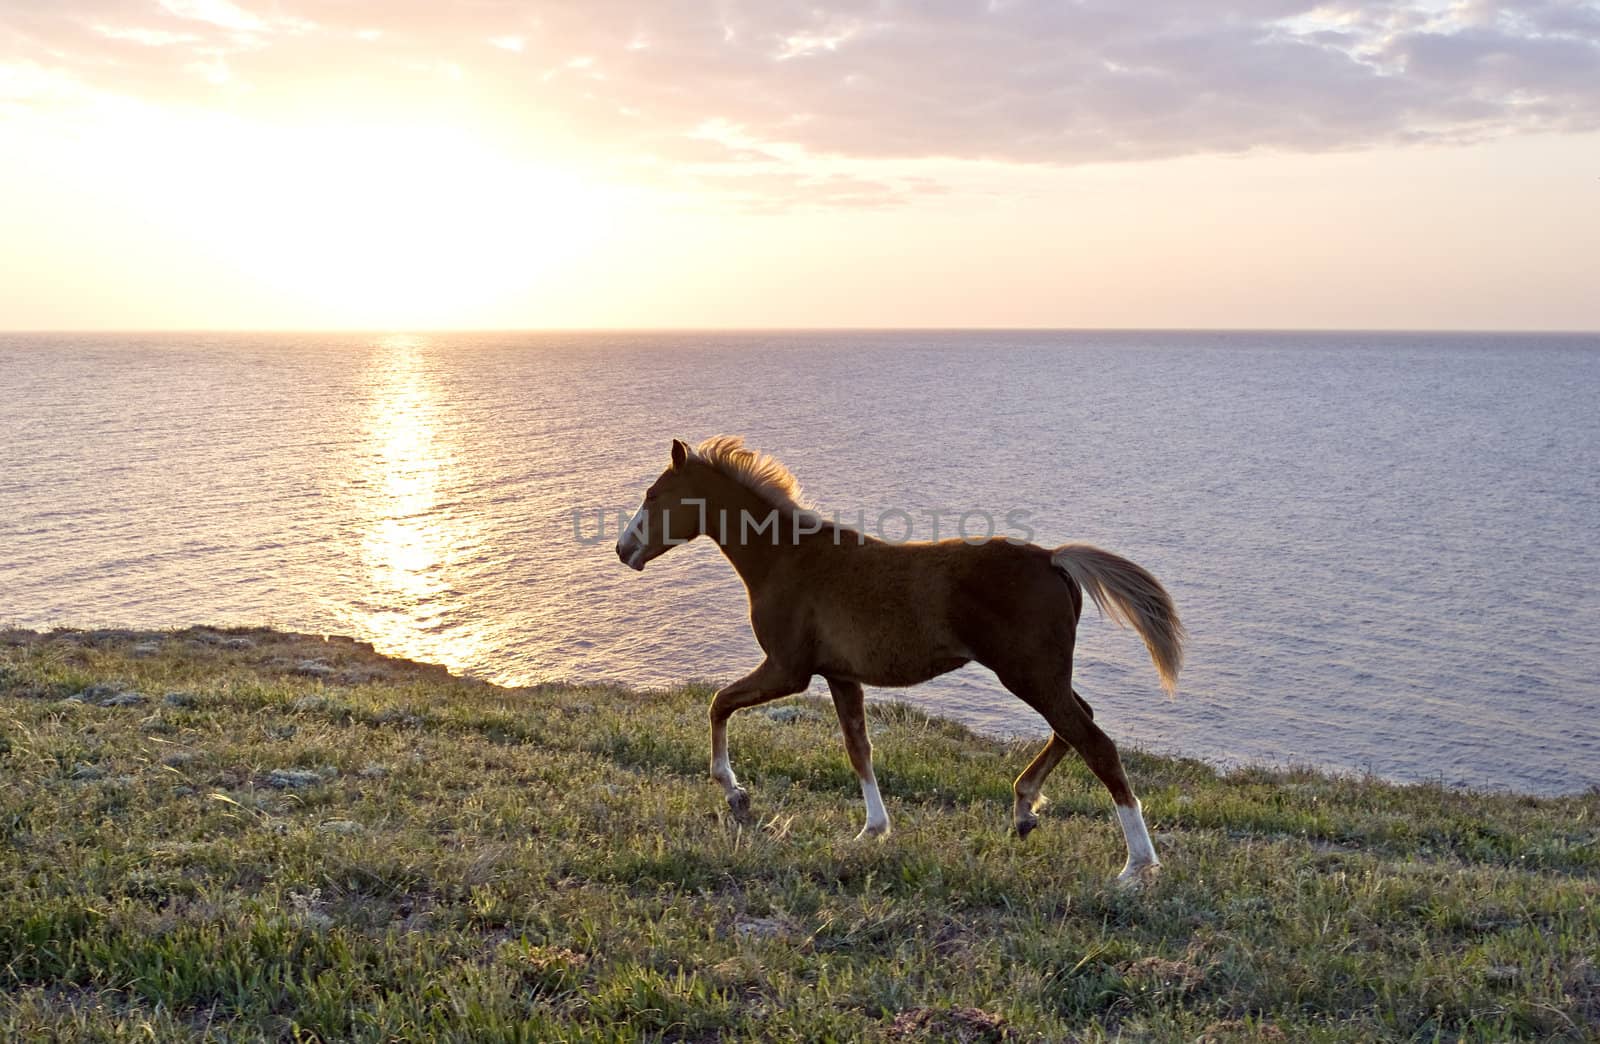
[692,435,813,514]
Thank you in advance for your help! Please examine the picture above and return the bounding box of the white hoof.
[726,787,753,823]
[1116,861,1161,889]
[855,820,891,841]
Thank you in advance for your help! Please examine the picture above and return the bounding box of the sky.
[1,0,1597,331]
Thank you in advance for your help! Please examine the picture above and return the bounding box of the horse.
[614,435,1185,883]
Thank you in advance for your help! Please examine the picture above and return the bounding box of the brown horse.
[615,436,1185,883]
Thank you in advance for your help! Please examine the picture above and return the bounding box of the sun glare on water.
[340,334,490,672]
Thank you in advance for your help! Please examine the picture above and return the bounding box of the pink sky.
[2,1,1597,330]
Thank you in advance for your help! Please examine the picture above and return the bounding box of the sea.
[3,330,1597,795]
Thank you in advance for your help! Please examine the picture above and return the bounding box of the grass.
[0,625,1596,1042]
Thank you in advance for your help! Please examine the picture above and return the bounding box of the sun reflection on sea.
[342,334,487,673]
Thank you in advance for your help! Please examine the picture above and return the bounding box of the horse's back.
[942,539,1081,671]
[780,537,1074,687]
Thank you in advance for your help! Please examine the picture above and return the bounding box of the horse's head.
[616,438,707,571]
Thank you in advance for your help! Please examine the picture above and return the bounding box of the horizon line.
[4,325,1598,336]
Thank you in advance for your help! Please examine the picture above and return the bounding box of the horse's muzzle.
[615,541,646,571]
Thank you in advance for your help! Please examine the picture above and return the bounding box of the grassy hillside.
[0,626,1596,1042]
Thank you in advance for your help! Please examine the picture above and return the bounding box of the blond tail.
[1051,543,1186,695]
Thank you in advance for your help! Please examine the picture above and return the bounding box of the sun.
[244,123,611,327]
[120,112,613,328]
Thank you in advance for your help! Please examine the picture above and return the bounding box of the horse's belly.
[847,655,971,689]
[816,619,970,688]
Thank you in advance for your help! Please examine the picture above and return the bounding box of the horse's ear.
[670,438,690,469]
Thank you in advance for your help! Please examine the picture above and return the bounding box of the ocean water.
[3,330,1597,795]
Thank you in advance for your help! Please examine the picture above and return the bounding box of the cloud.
[158,0,265,34]
[2,0,1597,207]
[664,167,952,214]
[90,23,201,47]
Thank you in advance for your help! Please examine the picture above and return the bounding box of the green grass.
[1,626,1596,1042]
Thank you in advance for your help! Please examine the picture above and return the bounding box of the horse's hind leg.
[825,677,890,839]
[710,658,809,822]
[1012,734,1069,838]
[1056,701,1158,883]
[1001,671,1158,883]
[1012,689,1096,837]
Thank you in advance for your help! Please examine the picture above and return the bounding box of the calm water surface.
[3,331,1597,794]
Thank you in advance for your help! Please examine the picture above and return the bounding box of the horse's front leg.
[825,677,890,839]
[709,658,809,822]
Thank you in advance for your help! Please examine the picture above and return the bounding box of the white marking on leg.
[1115,799,1158,879]
[857,773,890,837]
[712,749,737,789]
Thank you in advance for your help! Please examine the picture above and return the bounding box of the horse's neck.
[699,477,793,591]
